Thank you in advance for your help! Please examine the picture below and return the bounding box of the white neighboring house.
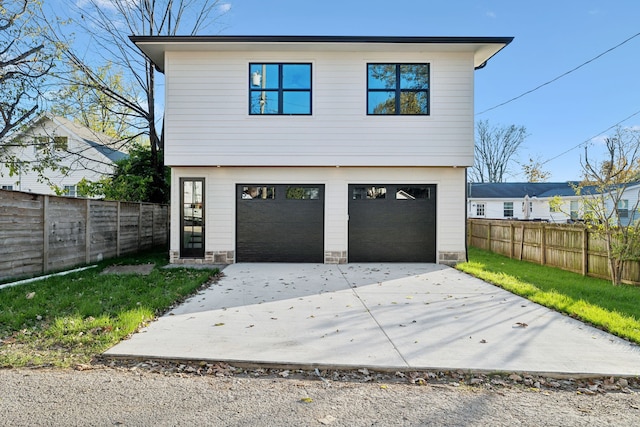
[591,182,640,227]
[467,182,640,225]
[467,182,579,223]
[0,114,127,196]
[130,35,513,265]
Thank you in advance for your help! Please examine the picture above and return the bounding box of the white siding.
[164,50,475,167]
[0,119,117,196]
[170,166,467,262]
[467,198,573,223]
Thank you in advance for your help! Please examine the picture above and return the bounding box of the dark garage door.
[236,184,324,262]
[348,184,436,262]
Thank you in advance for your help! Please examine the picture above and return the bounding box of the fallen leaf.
[214,323,225,327]
[515,322,528,328]
[246,324,255,328]
[300,397,313,403]
[26,292,35,299]
[318,415,336,425]
[480,339,487,343]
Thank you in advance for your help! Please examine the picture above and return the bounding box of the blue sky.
[217,0,640,182]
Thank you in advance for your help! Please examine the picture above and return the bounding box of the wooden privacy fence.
[467,219,640,285]
[0,189,169,281]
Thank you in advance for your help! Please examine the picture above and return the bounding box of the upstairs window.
[34,136,68,153]
[249,63,312,115]
[476,203,485,217]
[367,64,429,115]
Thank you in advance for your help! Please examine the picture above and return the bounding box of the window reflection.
[242,186,276,199]
[286,186,319,200]
[396,187,431,200]
[353,186,386,200]
[249,63,312,115]
[367,63,429,115]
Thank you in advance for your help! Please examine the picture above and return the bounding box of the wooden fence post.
[116,201,121,257]
[519,225,525,260]
[138,203,142,251]
[85,199,91,264]
[486,222,491,252]
[582,227,589,276]
[509,223,514,258]
[540,224,546,265]
[151,205,155,246]
[43,195,49,274]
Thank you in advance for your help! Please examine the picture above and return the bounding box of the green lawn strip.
[457,247,640,345]
[0,250,217,368]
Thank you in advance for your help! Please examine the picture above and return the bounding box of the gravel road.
[1,366,639,426]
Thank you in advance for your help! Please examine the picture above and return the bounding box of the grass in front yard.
[0,251,218,368]
[457,247,640,344]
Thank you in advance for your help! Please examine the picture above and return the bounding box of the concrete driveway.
[105,263,640,376]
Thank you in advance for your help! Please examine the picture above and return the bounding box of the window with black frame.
[367,64,429,115]
[249,63,312,115]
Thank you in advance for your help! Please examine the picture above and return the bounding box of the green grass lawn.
[457,247,640,344]
[0,250,218,368]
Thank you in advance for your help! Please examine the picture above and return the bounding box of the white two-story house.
[0,114,127,196]
[130,35,512,265]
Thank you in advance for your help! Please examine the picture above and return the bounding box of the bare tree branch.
[470,120,528,182]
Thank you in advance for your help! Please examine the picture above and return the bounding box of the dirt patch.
[101,264,155,275]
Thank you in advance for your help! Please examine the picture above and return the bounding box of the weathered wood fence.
[467,219,640,285]
[0,189,169,281]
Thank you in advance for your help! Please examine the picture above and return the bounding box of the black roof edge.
[130,35,514,73]
[129,34,514,45]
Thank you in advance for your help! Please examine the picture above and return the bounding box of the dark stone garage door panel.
[236,184,324,262]
[348,184,436,262]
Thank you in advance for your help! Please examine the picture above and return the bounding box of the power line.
[540,108,640,166]
[477,31,640,116]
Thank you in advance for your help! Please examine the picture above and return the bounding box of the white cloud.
[219,3,232,13]
[76,0,136,12]
[486,11,496,19]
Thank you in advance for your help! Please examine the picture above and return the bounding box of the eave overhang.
[129,35,513,73]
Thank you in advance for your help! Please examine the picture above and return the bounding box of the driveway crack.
[336,265,411,368]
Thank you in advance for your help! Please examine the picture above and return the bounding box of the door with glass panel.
[180,178,205,258]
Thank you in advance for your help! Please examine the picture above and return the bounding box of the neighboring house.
[468,182,579,223]
[593,182,640,227]
[130,35,513,265]
[467,182,640,225]
[0,114,127,196]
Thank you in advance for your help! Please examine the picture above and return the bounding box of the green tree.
[51,62,135,141]
[47,0,227,203]
[1,0,57,145]
[576,126,640,285]
[470,120,528,183]
[79,143,170,203]
[522,157,551,182]
[1,1,63,184]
